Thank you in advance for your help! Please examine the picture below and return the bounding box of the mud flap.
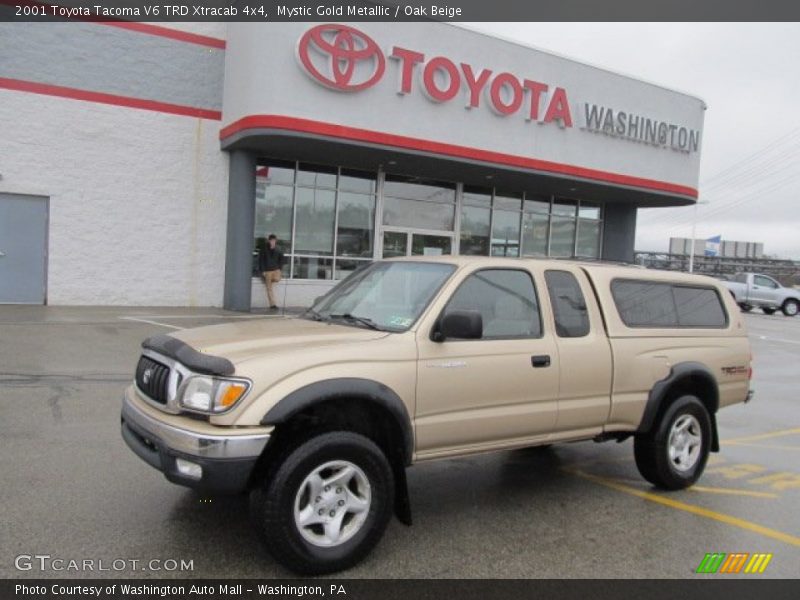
[710,413,720,452]
[393,463,412,526]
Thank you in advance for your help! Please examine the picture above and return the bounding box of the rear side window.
[444,269,542,339]
[672,286,727,327]
[545,270,590,337]
[612,281,677,326]
[611,279,727,328]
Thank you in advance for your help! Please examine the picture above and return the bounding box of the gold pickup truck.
[121,256,752,574]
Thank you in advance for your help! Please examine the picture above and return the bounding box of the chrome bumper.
[121,392,270,460]
[121,391,271,492]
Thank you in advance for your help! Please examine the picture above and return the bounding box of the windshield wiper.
[303,308,325,321]
[327,313,384,331]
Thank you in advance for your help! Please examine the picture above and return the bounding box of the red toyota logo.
[297,24,385,92]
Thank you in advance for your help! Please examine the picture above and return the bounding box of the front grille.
[135,355,172,405]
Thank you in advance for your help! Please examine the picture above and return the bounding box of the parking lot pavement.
[1,307,798,579]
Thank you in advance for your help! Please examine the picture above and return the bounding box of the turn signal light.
[220,383,248,408]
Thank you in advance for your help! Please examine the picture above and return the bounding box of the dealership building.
[0,21,705,308]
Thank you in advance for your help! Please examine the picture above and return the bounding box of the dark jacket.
[258,246,285,272]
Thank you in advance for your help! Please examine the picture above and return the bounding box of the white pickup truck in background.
[724,272,800,316]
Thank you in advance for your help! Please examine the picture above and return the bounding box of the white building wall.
[0,89,229,306]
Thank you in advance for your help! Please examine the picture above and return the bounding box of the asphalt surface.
[1,306,798,579]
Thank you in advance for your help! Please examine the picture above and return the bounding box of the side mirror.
[434,310,483,341]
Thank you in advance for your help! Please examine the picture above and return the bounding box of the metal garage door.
[0,193,48,304]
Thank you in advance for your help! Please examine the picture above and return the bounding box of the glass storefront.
[254,162,376,280]
[460,187,492,256]
[382,175,456,231]
[491,191,523,257]
[254,161,603,280]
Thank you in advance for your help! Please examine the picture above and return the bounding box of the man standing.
[258,234,285,310]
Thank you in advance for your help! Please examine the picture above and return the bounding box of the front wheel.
[634,395,711,490]
[251,431,394,575]
[782,299,799,317]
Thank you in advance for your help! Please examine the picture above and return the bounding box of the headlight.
[177,376,250,414]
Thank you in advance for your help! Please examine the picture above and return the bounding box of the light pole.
[688,200,710,273]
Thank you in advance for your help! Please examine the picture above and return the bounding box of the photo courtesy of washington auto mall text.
[14,583,346,597]
[1,1,800,599]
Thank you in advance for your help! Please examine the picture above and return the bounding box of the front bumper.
[121,390,271,493]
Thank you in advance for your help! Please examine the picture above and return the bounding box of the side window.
[754,275,778,289]
[545,270,590,337]
[611,281,678,327]
[444,269,542,339]
[611,279,728,328]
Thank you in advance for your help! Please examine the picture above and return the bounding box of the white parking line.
[119,316,182,330]
[124,314,270,319]
[119,313,288,330]
[751,334,800,346]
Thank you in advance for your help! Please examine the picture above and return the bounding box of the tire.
[738,303,753,313]
[250,431,394,575]
[782,299,800,317]
[634,395,711,490]
[762,307,777,315]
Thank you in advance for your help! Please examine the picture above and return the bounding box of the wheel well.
[658,374,718,420]
[782,297,799,308]
[249,398,409,489]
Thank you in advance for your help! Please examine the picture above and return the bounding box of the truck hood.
[170,317,389,366]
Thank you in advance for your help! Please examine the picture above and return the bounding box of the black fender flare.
[260,378,414,466]
[638,361,720,451]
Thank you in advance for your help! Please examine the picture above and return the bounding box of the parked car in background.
[723,272,800,316]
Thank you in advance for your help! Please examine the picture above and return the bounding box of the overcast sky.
[466,23,800,259]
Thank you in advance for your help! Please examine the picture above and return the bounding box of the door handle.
[0,251,5,257]
[531,355,551,368]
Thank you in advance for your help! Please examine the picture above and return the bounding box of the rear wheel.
[738,303,753,312]
[634,395,711,490]
[782,299,799,317]
[762,307,777,315]
[250,431,394,574]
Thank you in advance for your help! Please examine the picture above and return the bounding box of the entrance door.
[381,229,453,258]
[0,194,48,304]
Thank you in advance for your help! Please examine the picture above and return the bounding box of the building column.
[223,150,256,311]
[601,204,637,263]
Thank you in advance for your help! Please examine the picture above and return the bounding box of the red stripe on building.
[100,22,226,49]
[0,77,222,120]
[1,0,226,49]
[221,115,699,199]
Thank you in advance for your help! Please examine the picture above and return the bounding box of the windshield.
[304,261,456,332]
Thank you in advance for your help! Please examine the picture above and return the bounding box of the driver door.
[751,275,780,305]
[414,266,559,457]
